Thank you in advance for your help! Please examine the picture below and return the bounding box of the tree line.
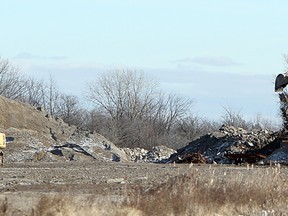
[0,57,279,149]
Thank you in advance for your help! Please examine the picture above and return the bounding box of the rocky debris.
[0,96,129,163]
[265,147,288,164]
[67,128,128,162]
[4,126,129,163]
[174,152,207,164]
[48,143,96,161]
[123,147,148,162]
[123,145,176,163]
[225,153,267,165]
[262,140,288,164]
[168,125,277,164]
[106,178,125,184]
[145,146,176,163]
[4,128,54,163]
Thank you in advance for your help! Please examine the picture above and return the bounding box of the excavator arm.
[275,73,288,92]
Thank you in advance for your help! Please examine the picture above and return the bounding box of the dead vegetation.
[1,164,287,216]
[128,164,288,215]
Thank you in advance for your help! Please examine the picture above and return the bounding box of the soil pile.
[0,96,128,163]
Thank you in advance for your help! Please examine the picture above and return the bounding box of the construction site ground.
[0,161,287,215]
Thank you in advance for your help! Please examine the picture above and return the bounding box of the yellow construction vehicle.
[0,133,6,166]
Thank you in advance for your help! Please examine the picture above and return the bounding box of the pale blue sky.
[1,0,287,122]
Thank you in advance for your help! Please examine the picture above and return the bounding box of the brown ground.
[0,161,286,216]
[0,161,193,195]
[0,161,194,215]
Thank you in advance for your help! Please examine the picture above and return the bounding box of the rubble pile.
[167,89,288,165]
[264,145,288,163]
[123,146,176,163]
[66,128,128,162]
[169,125,277,164]
[174,152,207,164]
[122,148,148,162]
[5,126,130,163]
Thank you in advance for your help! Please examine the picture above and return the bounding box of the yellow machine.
[0,133,6,166]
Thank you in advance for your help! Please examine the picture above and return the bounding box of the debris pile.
[168,125,277,164]
[174,152,207,164]
[4,126,130,163]
[145,146,176,163]
[0,96,129,163]
[123,145,176,163]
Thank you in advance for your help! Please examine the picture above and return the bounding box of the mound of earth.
[0,96,128,163]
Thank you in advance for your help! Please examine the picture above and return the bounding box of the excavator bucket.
[275,73,288,92]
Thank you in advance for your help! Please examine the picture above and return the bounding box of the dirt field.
[0,161,195,195]
[0,161,287,215]
[0,161,193,215]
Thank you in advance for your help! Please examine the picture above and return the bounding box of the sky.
[1,0,288,122]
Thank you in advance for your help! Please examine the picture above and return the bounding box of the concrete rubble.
[168,125,278,164]
[123,146,176,163]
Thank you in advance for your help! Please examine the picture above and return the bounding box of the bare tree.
[152,93,193,132]
[23,75,60,116]
[177,116,210,141]
[250,113,280,131]
[86,69,194,148]
[21,77,47,106]
[55,94,87,127]
[45,76,60,116]
[87,69,160,121]
[0,57,28,99]
[221,106,248,129]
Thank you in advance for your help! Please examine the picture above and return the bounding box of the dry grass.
[130,164,288,216]
[1,165,288,216]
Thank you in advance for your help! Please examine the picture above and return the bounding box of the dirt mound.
[0,96,128,163]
